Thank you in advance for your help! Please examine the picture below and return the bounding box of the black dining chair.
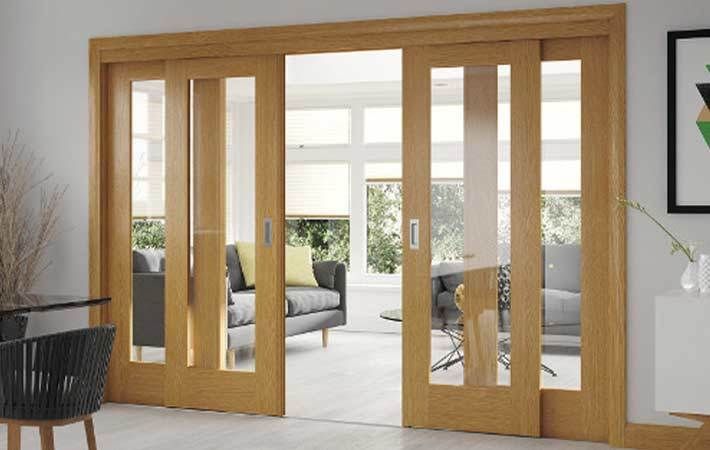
[0,325,116,450]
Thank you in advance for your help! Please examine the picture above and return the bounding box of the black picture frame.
[668,28,710,213]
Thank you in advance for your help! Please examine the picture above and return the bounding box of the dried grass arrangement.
[0,131,65,304]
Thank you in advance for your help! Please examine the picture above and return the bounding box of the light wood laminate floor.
[0,403,621,450]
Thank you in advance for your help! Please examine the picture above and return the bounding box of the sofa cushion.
[228,291,256,327]
[542,288,581,325]
[227,244,246,292]
[543,245,580,293]
[132,249,165,273]
[436,261,464,292]
[228,290,292,327]
[285,246,319,287]
[286,287,339,317]
[436,291,456,310]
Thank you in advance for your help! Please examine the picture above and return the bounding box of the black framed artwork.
[668,29,710,213]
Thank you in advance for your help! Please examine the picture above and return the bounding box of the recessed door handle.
[264,218,272,247]
[410,219,419,250]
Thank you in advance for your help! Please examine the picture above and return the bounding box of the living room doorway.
[282,50,404,426]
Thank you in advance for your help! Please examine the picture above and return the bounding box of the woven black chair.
[0,325,115,450]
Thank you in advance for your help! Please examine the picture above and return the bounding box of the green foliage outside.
[286,219,350,267]
[541,195,581,245]
[132,219,166,249]
[129,192,581,272]
[367,184,402,273]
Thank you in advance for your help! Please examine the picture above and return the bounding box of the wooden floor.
[284,330,580,425]
[0,403,618,450]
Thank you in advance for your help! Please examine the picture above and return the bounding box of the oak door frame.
[89,3,626,446]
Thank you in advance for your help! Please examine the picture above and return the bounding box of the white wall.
[2,0,710,428]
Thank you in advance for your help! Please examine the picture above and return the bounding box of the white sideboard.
[655,290,710,415]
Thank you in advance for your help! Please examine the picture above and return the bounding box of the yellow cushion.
[285,245,318,287]
[235,241,257,287]
[235,242,318,288]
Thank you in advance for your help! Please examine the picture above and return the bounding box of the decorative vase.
[681,261,699,293]
[0,314,28,342]
[699,254,710,294]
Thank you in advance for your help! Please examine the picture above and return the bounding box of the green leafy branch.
[617,197,696,262]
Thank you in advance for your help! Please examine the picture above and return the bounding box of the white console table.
[655,290,710,449]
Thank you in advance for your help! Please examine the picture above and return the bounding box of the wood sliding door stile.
[106,61,167,406]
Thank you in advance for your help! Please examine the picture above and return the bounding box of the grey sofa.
[431,244,581,336]
[132,244,347,357]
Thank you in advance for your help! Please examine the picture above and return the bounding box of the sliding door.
[402,37,613,441]
[164,55,285,414]
[105,55,285,415]
[402,40,542,436]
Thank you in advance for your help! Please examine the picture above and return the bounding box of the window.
[131,82,165,219]
[286,162,351,268]
[286,219,350,267]
[286,163,350,218]
[286,108,351,147]
[364,107,400,144]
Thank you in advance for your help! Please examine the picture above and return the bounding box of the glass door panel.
[131,80,166,364]
[540,60,582,390]
[429,65,511,388]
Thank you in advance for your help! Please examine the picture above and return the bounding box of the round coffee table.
[379,309,402,322]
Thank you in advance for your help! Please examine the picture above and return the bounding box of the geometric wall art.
[668,29,710,213]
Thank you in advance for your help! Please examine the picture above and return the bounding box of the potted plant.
[0,131,64,340]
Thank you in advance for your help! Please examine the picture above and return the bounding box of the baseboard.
[624,423,697,450]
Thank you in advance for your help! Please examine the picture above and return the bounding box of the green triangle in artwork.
[706,64,710,73]
[699,121,710,148]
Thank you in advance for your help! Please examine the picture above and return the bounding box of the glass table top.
[0,294,111,317]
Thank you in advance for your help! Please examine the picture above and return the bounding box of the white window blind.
[132,81,165,218]
[286,108,350,147]
[286,163,350,217]
[364,107,401,144]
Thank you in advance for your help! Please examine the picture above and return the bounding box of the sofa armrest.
[313,261,347,323]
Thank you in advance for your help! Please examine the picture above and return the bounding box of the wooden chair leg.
[84,417,98,450]
[226,348,237,370]
[39,426,54,450]
[7,423,21,450]
[134,345,143,362]
[322,328,329,348]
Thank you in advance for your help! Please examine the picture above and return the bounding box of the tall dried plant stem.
[0,131,65,304]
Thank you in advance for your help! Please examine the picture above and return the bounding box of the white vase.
[699,254,710,294]
[681,260,699,293]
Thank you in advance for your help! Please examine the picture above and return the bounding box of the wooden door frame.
[89,3,626,446]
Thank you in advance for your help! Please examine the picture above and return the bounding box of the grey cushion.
[436,261,464,292]
[132,249,165,273]
[542,288,581,325]
[543,245,580,293]
[286,287,340,317]
[313,261,338,289]
[436,291,456,310]
[226,245,246,292]
[228,291,256,327]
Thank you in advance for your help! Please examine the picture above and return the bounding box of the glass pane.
[226,77,256,372]
[541,60,581,390]
[190,77,256,372]
[131,80,166,363]
[429,65,511,387]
